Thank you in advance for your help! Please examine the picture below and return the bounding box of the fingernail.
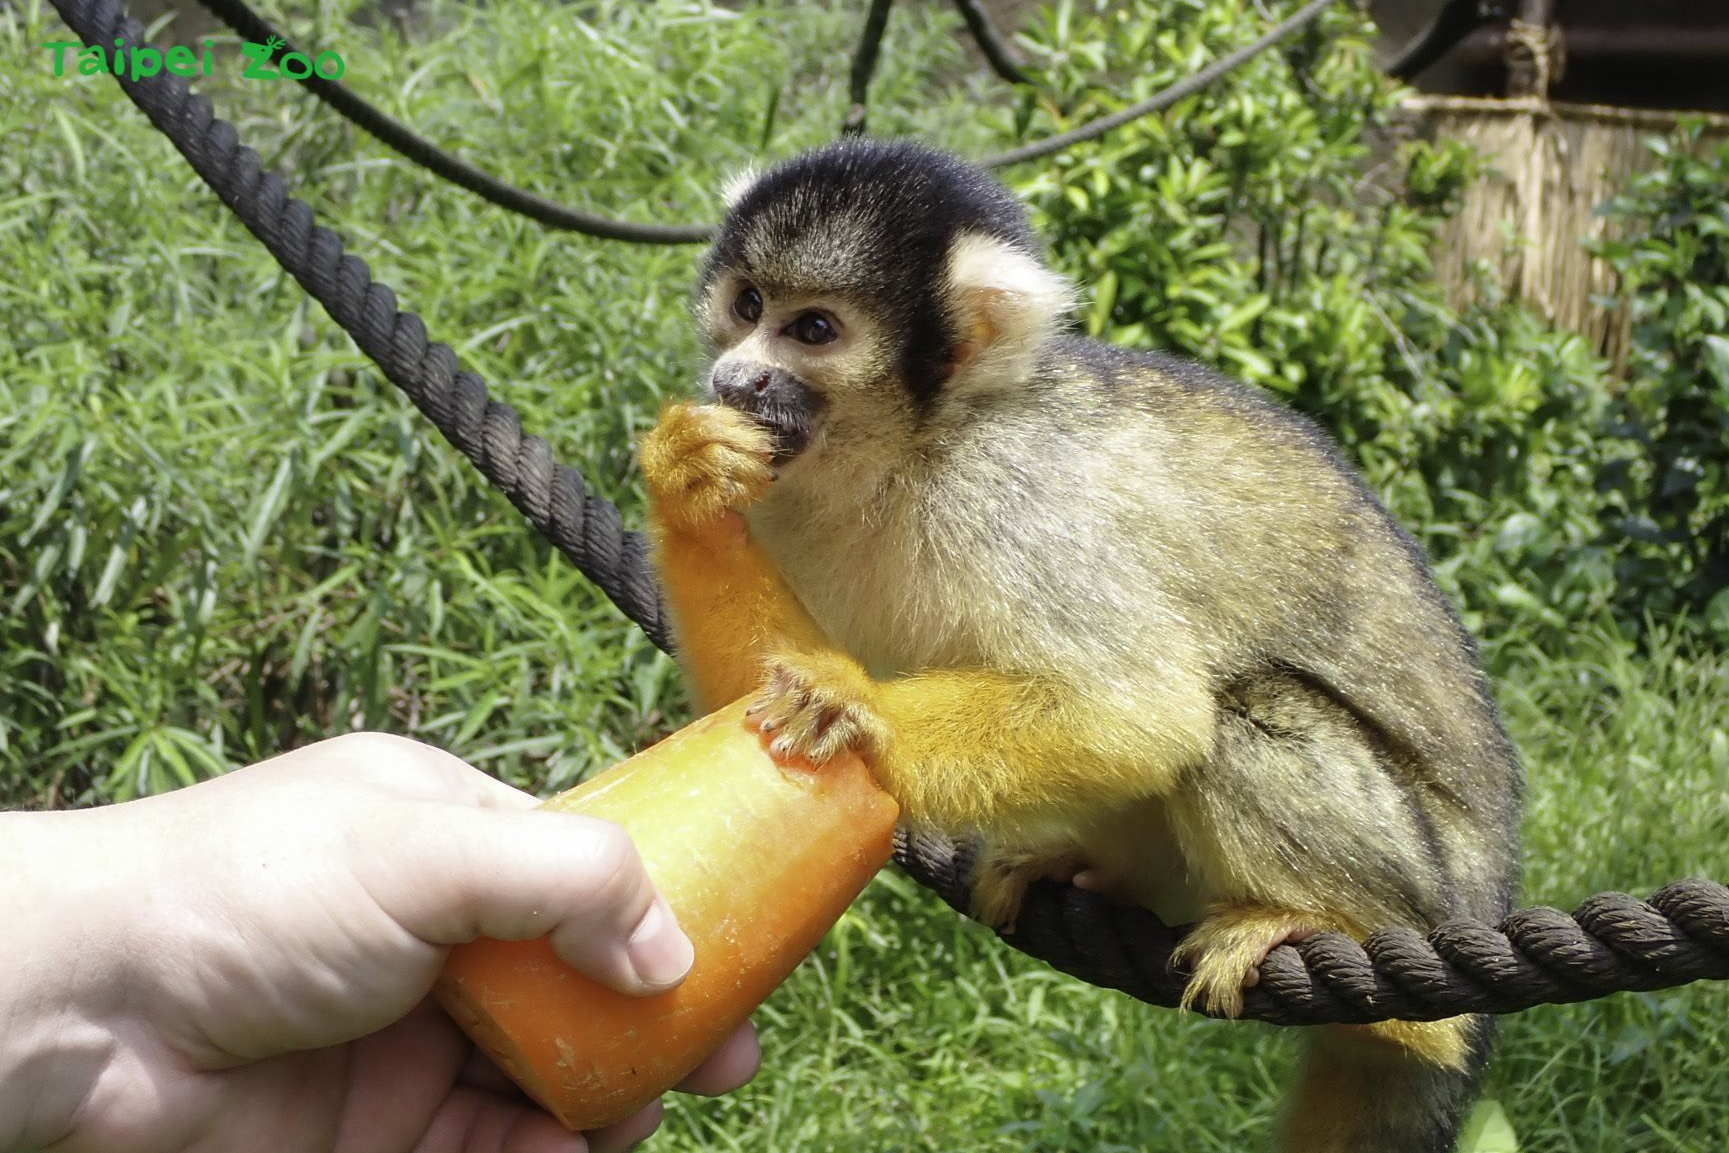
[627,898,694,991]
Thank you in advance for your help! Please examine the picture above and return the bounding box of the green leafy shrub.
[1004,0,1626,645]
[1594,123,1729,635]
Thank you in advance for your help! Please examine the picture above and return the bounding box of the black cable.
[1384,0,1499,81]
[950,0,1030,86]
[189,0,1340,226]
[191,0,711,243]
[982,0,1340,170]
[844,0,896,136]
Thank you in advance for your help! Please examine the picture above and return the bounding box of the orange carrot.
[435,699,899,1131]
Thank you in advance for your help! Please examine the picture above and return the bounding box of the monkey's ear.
[720,167,762,211]
[943,233,1074,388]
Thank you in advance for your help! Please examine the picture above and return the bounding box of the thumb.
[364,804,696,996]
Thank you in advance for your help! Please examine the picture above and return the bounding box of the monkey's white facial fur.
[697,231,1071,470]
[697,274,891,467]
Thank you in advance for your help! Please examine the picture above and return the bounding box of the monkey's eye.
[732,286,763,325]
[785,311,838,346]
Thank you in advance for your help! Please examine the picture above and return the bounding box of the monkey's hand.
[748,650,890,766]
[970,840,1087,934]
[640,403,775,541]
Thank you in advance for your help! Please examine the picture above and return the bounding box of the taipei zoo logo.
[44,36,345,81]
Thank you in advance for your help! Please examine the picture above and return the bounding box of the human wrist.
[0,810,130,1152]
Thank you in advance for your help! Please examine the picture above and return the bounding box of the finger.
[360,808,693,996]
[775,697,826,752]
[496,1111,590,1153]
[754,684,806,736]
[583,1101,664,1153]
[674,1020,761,1096]
[458,1046,523,1096]
[410,1084,588,1153]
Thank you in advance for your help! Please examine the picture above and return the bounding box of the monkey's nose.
[714,365,790,411]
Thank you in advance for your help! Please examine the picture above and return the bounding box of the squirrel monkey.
[639,139,1522,1153]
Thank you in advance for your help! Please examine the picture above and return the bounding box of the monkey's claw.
[640,403,775,538]
[749,652,888,766]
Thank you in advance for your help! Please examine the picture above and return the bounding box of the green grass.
[4,0,1728,1149]
[1484,626,1729,1153]
[1,0,1010,799]
[645,626,1729,1153]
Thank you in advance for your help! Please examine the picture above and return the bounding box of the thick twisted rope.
[898,830,1729,1021]
[42,0,671,650]
[42,0,1729,1026]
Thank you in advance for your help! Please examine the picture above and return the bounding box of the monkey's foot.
[640,402,775,538]
[748,650,889,766]
[970,840,1085,934]
[1179,909,1473,1067]
[1173,904,1348,1018]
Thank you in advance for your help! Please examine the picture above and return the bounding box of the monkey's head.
[696,139,1072,468]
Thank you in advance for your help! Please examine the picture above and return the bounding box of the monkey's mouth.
[710,366,827,466]
[746,404,822,466]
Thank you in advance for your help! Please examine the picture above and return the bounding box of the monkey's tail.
[1277,1015,1495,1153]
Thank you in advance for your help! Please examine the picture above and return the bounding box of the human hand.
[1,733,759,1153]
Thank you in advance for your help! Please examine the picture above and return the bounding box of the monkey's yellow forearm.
[652,522,830,713]
[639,400,833,711]
[869,667,1215,830]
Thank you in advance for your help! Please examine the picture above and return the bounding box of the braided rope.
[42,0,1729,1026]
[897,830,1729,1022]
[1504,17,1565,101]
[42,0,672,652]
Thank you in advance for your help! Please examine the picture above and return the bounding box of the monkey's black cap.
[704,139,1040,294]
